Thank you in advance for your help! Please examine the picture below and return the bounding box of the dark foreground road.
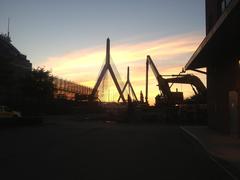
[0,117,233,180]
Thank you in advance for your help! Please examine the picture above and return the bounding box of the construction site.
[57,37,207,125]
[1,0,240,179]
[0,25,208,124]
[0,31,207,127]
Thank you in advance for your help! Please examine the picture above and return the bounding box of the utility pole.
[7,18,10,38]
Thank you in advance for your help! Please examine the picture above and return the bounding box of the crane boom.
[146,55,172,104]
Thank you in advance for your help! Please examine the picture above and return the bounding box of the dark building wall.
[206,0,221,33]
[206,0,234,33]
[206,0,239,133]
[207,58,240,133]
[0,37,32,105]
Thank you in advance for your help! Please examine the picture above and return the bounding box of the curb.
[180,127,238,180]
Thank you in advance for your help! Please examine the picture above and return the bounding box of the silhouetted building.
[185,0,240,134]
[0,34,32,104]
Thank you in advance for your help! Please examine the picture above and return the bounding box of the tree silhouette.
[22,67,54,100]
[20,67,54,114]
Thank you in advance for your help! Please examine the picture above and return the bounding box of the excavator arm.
[146,55,172,104]
[145,55,205,105]
[165,74,206,95]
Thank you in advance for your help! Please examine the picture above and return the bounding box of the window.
[226,0,232,6]
[221,1,225,12]
[221,0,232,13]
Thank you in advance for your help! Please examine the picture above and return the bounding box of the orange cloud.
[38,33,205,105]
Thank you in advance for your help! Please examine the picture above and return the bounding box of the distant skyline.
[1,0,206,104]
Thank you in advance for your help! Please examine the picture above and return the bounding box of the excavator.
[145,55,206,106]
[165,74,206,96]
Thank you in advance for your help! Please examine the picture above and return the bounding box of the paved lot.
[182,126,240,179]
[0,118,233,180]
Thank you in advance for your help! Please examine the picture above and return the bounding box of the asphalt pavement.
[0,117,234,180]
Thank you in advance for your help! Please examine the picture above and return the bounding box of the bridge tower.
[91,38,126,102]
[118,67,138,102]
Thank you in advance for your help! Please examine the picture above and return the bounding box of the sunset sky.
[1,0,206,104]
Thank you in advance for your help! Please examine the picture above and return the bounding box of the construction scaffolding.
[53,77,93,101]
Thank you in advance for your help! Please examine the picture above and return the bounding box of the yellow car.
[0,106,22,118]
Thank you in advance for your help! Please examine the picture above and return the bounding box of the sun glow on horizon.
[37,33,205,105]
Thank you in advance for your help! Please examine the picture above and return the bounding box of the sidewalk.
[181,126,240,179]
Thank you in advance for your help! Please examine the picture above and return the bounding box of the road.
[0,116,233,180]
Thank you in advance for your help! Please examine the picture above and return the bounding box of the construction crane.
[145,55,206,105]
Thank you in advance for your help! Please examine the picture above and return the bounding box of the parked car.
[0,106,22,118]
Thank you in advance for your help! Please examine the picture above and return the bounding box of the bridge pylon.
[117,66,138,102]
[91,38,126,103]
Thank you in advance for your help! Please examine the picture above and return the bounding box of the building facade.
[0,35,32,104]
[185,0,240,134]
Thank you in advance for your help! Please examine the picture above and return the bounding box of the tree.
[22,67,54,100]
[21,67,54,113]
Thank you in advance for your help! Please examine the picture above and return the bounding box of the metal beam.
[191,69,207,75]
[109,65,126,102]
[145,56,149,104]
